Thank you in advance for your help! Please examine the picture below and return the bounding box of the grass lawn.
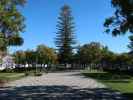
[82,70,133,100]
[0,68,46,83]
[0,72,25,81]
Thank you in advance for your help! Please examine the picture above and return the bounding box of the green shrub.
[24,72,29,76]
[34,72,42,76]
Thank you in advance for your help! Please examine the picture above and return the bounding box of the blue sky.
[11,0,130,53]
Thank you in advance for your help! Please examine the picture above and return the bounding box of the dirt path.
[0,71,125,100]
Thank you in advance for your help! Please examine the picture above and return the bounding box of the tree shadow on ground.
[0,85,126,100]
[123,93,133,100]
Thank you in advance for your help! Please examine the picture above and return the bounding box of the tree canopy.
[77,42,104,64]
[0,0,26,36]
[0,0,26,54]
[36,45,57,64]
[104,0,133,36]
[13,45,57,65]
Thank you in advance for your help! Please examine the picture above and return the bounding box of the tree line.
[13,44,57,66]
[13,42,133,71]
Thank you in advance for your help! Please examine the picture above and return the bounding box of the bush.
[34,72,42,76]
[24,72,30,76]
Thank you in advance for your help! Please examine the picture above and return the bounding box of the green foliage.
[101,52,133,70]
[13,44,57,65]
[34,72,43,76]
[36,44,57,64]
[0,0,25,54]
[25,50,36,64]
[104,0,133,35]
[128,35,133,52]
[104,0,133,56]
[75,42,133,71]
[0,33,7,51]
[7,33,24,46]
[77,42,104,64]
[116,53,131,65]
[101,47,117,66]
[13,50,26,64]
[55,5,76,64]
[0,0,26,36]
[24,72,29,76]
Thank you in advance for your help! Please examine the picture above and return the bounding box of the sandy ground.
[0,71,125,100]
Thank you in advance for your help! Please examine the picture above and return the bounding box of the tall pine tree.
[55,5,76,64]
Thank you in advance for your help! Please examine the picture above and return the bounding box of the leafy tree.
[0,0,26,36]
[101,48,131,70]
[128,35,133,52]
[0,33,7,51]
[0,33,7,58]
[104,0,133,63]
[55,5,76,64]
[7,33,24,47]
[36,45,57,64]
[116,53,130,67]
[104,0,133,35]
[101,47,117,69]
[13,45,57,66]
[78,42,103,64]
[0,0,26,57]
[25,50,36,65]
[13,50,26,64]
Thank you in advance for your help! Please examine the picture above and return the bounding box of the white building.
[0,55,15,70]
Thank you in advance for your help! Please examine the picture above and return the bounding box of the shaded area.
[82,71,133,100]
[123,93,133,100]
[0,85,125,100]
[82,71,132,83]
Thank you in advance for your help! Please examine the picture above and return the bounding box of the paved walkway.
[0,71,125,100]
